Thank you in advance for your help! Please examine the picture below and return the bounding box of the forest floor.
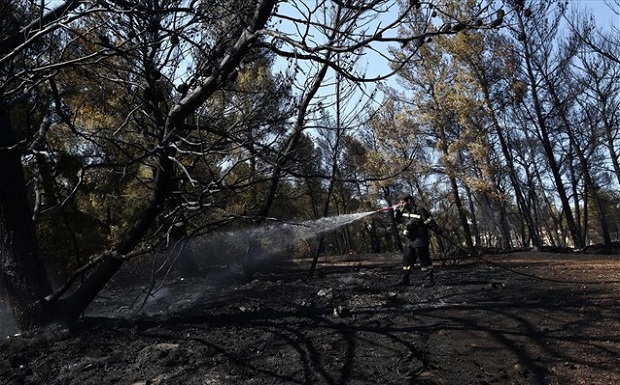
[1,250,620,385]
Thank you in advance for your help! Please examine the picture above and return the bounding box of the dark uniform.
[394,194,442,287]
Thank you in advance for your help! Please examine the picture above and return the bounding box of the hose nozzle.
[376,204,400,212]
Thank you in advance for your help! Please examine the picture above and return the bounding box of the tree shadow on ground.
[2,253,619,385]
[87,257,618,385]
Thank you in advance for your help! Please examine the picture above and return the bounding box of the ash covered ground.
[1,251,620,385]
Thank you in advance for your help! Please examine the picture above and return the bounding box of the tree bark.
[0,110,53,330]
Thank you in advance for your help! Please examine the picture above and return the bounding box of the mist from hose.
[121,210,387,316]
[1,210,390,331]
[177,210,381,270]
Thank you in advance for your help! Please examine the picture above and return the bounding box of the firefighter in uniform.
[394,194,442,287]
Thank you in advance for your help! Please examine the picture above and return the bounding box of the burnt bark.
[0,109,53,330]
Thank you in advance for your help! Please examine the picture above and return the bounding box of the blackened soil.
[1,251,619,385]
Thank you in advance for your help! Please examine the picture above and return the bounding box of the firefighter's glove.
[406,220,420,230]
[404,222,415,236]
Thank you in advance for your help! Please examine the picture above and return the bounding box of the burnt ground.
[1,250,620,385]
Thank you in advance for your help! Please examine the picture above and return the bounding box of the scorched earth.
[1,251,619,385]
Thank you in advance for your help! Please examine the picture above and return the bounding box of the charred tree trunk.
[499,201,513,249]
[464,184,481,247]
[546,75,612,251]
[0,0,88,333]
[601,98,620,188]
[0,110,53,330]
[448,174,474,249]
[517,14,584,249]
[487,101,541,248]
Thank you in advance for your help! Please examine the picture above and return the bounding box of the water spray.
[173,205,402,278]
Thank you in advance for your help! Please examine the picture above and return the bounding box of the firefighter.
[393,194,442,287]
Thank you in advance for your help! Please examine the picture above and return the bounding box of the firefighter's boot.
[396,269,411,286]
[421,270,435,288]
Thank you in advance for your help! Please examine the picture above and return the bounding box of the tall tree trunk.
[437,121,473,248]
[600,100,620,187]
[548,81,612,250]
[0,110,53,330]
[498,198,513,249]
[524,165,542,247]
[517,16,584,249]
[486,100,541,248]
[448,174,474,249]
[464,184,481,247]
